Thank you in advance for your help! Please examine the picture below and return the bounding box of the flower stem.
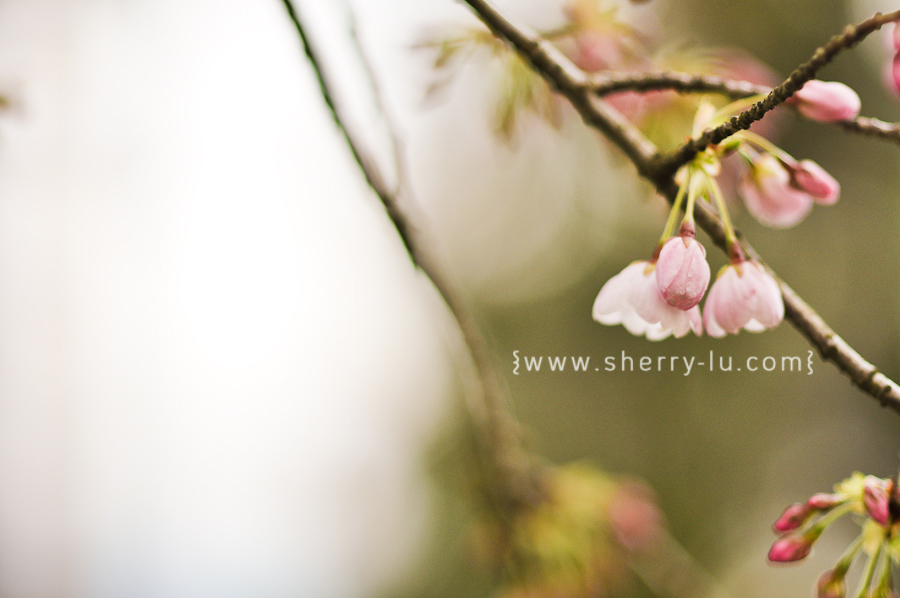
[834,533,865,575]
[853,540,884,598]
[738,130,795,164]
[702,170,738,255]
[659,168,689,243]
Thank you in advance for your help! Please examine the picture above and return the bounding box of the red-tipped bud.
[807,493,844,510]
[863,476,892,526]
[767,534,814,563]
[816,568,847,598]
[773,502,814,533]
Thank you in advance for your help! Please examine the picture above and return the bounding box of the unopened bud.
[807,493,844,510]
[789,160,840,205]
[773,502,814,533]
[816,568,846,598]
[863,476,892,526]
[784,80,861,122]
[767,534,815,563]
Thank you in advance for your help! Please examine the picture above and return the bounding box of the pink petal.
[743,262,784,328]
[702,262,783,337]
[656,237,710,310]
[893,52,900,96]
[593,262,643,324]
[863,476,892,526]
[593,261,701,341]
[791,160,840,205]
[739,155,813,229]
[786,80,861,122]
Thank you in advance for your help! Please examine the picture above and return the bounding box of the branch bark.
[460,0,900,414]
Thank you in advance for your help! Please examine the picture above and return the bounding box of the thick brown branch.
[281,0,544,512]
[461,0,900,414]
[656,10,900,176]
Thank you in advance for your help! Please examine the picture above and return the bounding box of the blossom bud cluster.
[594,160,785,340]
[768,473,900,598]
[592,82,858,340]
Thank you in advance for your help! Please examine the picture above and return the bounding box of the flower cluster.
[593,87,855,339]
[768,472,899,598]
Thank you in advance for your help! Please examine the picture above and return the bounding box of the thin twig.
[280,0,544,513]
[589,70,771,98]
[656,10,900,176]
[590,70,900,145]
[460,0,900,414]
[837,116,900,142]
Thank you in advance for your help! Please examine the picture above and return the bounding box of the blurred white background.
[0,1,461,596]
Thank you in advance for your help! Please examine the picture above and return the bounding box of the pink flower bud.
[785,80,861,122]
[807,493,844,510]
[594,261,703,340]
[767,534,814,563]
[703,260,784,338]
[816,568,846,598]
[893,22,900,51]
[789,160,840,205]
[863,476,892,526]
[655,234,711,310]
[773,502,814,533]
[890,53,900,96]
[739,154,813,229]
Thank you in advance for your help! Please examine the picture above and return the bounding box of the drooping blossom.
[655,229,711,310]
[788,159,840,204]
[738,153,814,228]
[784,80,861,122]
[593,261,702,340]
[703,259,783,338]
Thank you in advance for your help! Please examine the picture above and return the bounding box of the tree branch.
[589,70,771,98]
[460,0,900,414]
[656,10,900,176]
[280,0,544,513]
[589,70,900,145]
